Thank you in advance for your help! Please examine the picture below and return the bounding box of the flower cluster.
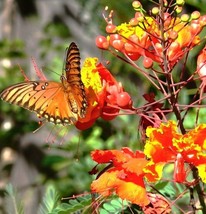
[2,0,206,212]
[76,58,132,130]
[144,121,206,183]
[89,1,206,211]
[90,148,150,206]
[96,2,206,69]
[91,121,206,207]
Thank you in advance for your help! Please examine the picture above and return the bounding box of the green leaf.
[101,197,128,214]
[4,184,24,214]
[37,185,60,214]
[52,194,92,214]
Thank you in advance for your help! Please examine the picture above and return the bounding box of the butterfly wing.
[0,42,88,126]
[63,42,87,118]
[0,81,80,125]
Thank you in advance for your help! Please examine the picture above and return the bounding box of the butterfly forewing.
[65,42,81,81]
[0,42,88,126]
[0,81,79,125]
[63,42,87,117]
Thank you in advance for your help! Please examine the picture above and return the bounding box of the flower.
[97,9,204,68]
[76,58,133,130]
[90,148,150,206]
[144,121,206,183]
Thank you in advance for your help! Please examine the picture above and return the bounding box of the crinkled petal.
[91,170,149,206]
[144,162,165,182]
[122,158,148,175]
[116,180,150,206]
[91,171,118,196]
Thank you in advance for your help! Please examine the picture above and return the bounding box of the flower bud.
[132,1,142,10]
[143,57,153,69]
[152,7,159,15]
[176,0,185,6]
[191,11,200,20]
[96,36,109,49]
[129,18,138,26]
[175,6,182,14]
[106,24,117,33]
[169,30,178,40]
[181,14,190,22]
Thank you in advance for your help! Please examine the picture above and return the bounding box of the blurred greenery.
[0,0,205,213]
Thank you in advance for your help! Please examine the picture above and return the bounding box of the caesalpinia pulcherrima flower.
[90,148,150,206]
[89,0,206,212]
[96,3,206,68]
[144,121,206,183]
[75,58,133,130]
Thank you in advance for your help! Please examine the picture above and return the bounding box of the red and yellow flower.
[76,57,133,130]
[90,148,150,206]
[144,121,206,183]
[96,9,205,67]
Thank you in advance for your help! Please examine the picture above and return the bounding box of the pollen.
[81,57,102,93]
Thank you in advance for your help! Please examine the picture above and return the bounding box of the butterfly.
[0,42,88,126]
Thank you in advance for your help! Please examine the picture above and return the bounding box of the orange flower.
[90,148,150,206]
[144,121,206,183]
[96,10,203,66]
[76,58,132,130]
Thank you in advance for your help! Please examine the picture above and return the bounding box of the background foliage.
[0,0,204,213]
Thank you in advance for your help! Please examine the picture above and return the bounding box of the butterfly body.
[0,42,87,126]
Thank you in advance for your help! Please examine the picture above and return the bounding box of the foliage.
[38,185,60,214]
[0,0,206,214]
[3,184,130,214]
[4,184,24,214]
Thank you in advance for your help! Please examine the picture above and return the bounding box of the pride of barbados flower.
[90,121,206,208]
[96,1,206,69]
[90,148,150,206]
[89,0,206,212]
[144,121,206,183]
[76,58,133,130]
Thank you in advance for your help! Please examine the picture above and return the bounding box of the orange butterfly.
[0,42,88,125]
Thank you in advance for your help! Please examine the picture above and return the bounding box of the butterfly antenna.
[42,66,62,78]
